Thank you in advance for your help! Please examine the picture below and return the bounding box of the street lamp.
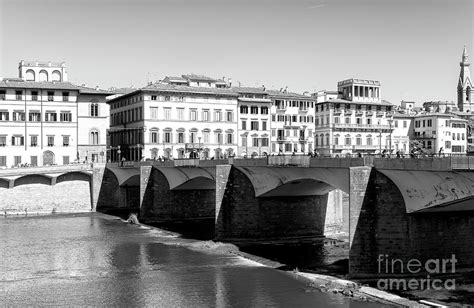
[198,137,202,159]
[117,145,122,164]
[378,130,382,156]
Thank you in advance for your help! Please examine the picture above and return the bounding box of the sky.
[0,0,473,104]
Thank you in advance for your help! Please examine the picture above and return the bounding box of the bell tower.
[458,46,473,112]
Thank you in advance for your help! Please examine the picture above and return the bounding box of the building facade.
[234,87,272,157]
[107,75,239,161]
[314,79,394,155]
[413,113,468,154]
[0,61,111,167]
[458,46,473,112]
[268,90,315,154]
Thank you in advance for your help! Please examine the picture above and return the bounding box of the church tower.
[458,46,473,112]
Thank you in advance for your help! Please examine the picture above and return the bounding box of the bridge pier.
[215,165,329,244]
[139,166,216,225]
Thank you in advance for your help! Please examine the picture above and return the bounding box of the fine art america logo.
[377,254,457,291]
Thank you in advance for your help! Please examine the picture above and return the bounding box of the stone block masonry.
[140,167,216,224]
[0,181,91,215]
[215,166,328,243]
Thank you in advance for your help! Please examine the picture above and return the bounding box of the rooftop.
[182,74,218,82]
[338,79,381,86]
[231,86,268,94]
[266,90,314,100]
[0,78,112,95]
[20,60,65,67]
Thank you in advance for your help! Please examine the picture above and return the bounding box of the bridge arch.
[56,171,92,184]
[14,174,53,187]
[0,178,10,189]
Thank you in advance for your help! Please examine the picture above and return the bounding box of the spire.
[462,45,469,63]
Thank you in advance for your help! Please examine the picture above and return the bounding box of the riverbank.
[115,214,424,307]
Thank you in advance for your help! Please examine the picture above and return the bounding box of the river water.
[1,213,387,307]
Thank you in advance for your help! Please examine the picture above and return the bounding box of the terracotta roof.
[266,90,315,100]
[141,83,239,96]
[182,74,218,82]
[0,79,113,95]
[231,86,267,94]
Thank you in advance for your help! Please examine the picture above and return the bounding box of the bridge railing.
[0,163,95,176]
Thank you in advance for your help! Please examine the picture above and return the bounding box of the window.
[0,135,6,146]
[250,106,258,114]
[262,121,267,130]
[47,91,54,101]
[164,96,171,101]
[215,132,223,144]
[356,118,361,125]
[261,138,269,146]
[0,156,5,167]
[190,109,197,121]
[0,90,5,100]
[240,106,248,114]
[90,103,99,117]
[45,112,57,122]
[151,95,157,101]
[197,109,207,122]
[0,111,9,121]
[251,121,259,130]
[60,112,72,122]
[150,107,158,119]
[403,120,407,128]
[356,135,362,145]
[63,135,69,146]
[13,111,25,121]
[226,133,233,144]
[367,136,372,145]
[226,111,233,122]
[395,120,398,128]
[261,107,268,114]
[29,112,40,122]
[367,118,372,125]
[345,117,350,124]
[12,136,24,146]
[30,135,37,147]
[177,108,184,120]
[62,92,69,102]
[215,110,222,122]
[164,108,171,120]
[178,132,184,143]
[252,137,259,147]
[14,156,21,166]
[190,132,196,143]
[345,135,351,145]
[90,130,99,145]
[150,130,159,143]
[164,132,171,143]
[16,90,22,100]
[31,91,38,101]
[31,156,37,166]
[242,120,247,130]
[203,131,210,143]
[242,136,247,147]
[63,156,70,165]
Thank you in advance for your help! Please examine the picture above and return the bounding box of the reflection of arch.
[39,70,48,81]
[56,172,91,184]
[51,70,61,81]
[14,174,52,187]
[25,69,35,81]
[43,150,55,165]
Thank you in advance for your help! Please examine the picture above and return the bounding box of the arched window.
[367,135,372,145]
[150,128,159,143]
[90,103,99,117]
[356,134,362,145]
[325,134,330,145]
[90,129,99,145]
[320,133,324,146]
[334,134,339,145]
[51,70,61,81]
[345,134,351,146]
[467,87,471,101]
[39,70,48,82]
[25,69,35,81]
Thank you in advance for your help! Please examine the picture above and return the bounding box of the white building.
[107,75,239,161]
[413,113,468,154]
[268,90,316,154]
[0,61,111,167]
[391,112,413,154]
[314,79,394,155]
[234,87,272,157]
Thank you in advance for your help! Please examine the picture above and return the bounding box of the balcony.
[277,136,286,143]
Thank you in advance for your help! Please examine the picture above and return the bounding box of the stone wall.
[140,167,215,224]
[0,181,91,215]
[349,169,474,277]
[216,166,327,243]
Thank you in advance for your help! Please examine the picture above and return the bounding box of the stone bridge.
[0,164,105,214]
[96,156,474,277]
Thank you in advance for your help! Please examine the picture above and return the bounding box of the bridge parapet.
[0,164,94,177]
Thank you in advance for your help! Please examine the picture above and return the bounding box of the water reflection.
[1,213,388,307]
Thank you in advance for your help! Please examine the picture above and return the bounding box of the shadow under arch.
[14,174,52,187]
[56,171,92,184]
[0,178,10,189]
